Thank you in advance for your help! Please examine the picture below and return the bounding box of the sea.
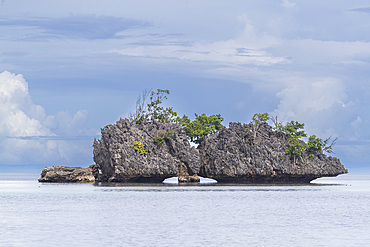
[1,173,370,247]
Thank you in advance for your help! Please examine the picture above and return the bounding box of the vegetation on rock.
[198,121,346,183]
[93,118,201,183]
[286,136,306,163]
[42,90,345,184]
[281,121,307,138]
[177,113,224,144]
[152,129,176,146]
[250,113,270,138]
[251,112,338,164]
[128,89,224,144]
[129,89,178,124]
[131,141,146,156]
[127,90,337,159]
[307,135,324,152]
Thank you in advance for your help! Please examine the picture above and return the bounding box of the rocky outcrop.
[93,119,200,183]
[198,122,347,183]
[38,165,99,183]
[40,120,347,184]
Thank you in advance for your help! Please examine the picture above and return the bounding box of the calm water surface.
[1,173,370,247]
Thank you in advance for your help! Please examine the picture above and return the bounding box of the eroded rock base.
[214,175,319,184]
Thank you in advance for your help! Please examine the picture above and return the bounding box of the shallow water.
[1,173,370,247]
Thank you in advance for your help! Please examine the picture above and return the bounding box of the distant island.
[39,89,347,184]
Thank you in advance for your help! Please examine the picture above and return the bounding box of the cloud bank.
[0,71,96,165]
[111,14,287,67]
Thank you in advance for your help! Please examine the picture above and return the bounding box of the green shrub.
[282,121,307,138]
[309,154,314,160]
[129,89,178,124]
[131,141,146,156]
[177,113,224,144]
[250,113,270,138]
[286,136,306,164]
[307,135,323,152]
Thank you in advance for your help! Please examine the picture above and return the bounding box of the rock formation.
[38,165,99,183]
[93,119,200,183]
[40,119,347,184]
[198,122,347,183]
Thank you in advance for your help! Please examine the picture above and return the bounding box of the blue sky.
[1,0,370,172]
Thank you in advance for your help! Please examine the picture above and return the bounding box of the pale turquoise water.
[1,173,370,247]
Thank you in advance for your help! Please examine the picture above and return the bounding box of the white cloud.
[272,77,351,137]
[0,71,95,165]
[110,14,287,67]
[0,71,52,137]
[277,78,347,113]
[52,110,89,135]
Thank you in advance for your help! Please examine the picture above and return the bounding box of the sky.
[1,0,370,173]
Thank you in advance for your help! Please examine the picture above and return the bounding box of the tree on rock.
[177,113,224,144]
[278,120,337,163]
[323,136,337,154]
[129,89,178,124]
[280,120,307,163]
[281,121,307,138]
[250,113,270,138]
[307,135,324,152]
[286,136,306,164]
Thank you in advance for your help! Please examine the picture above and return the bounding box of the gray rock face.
[198,122,347,183]
[41,120,347,184]
[93,119,200,183]
[38,165,99,183]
